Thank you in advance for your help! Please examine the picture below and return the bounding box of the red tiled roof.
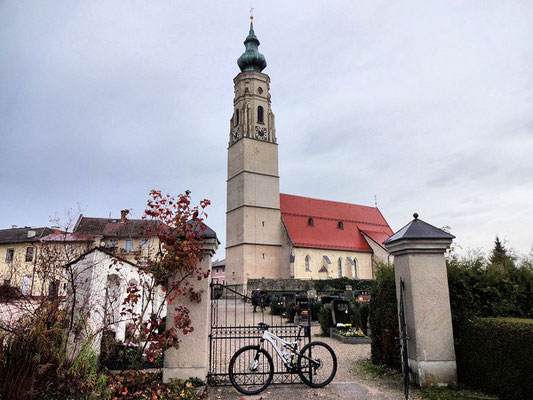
[359,229,391,250]
[280,194,393,252]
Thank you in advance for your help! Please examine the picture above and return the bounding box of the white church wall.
[291,247,373,280]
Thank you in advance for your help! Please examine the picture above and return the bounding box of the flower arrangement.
[336,327,366,337]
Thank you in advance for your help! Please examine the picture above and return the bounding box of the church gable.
[280,193,393,252]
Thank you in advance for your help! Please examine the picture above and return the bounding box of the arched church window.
[257,106,264,123]
[353,258,358,279]
[305,255,311,272]
[235,109,239,125]
[338,258,343,278]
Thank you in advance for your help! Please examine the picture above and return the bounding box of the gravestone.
[320,295,338,309]
[294,295,310,325]
[331,298,350,326]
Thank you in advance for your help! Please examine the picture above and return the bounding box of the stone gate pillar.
[384,213,457,387]
[163,236,218,383]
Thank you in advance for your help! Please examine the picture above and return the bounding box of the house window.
[338,258,343,277]
[140,239,149,250]
[20,276,30,295]
[257,106,264,123]
[109,239,118,248]
[48,280,59,298]
[25,247,34,262]
[5,248,14,263]
[305,255,311,272]
[125,239,133,253]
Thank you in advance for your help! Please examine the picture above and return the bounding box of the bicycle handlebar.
[258,322,270,331]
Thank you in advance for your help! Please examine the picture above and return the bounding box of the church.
[225,19,393,286]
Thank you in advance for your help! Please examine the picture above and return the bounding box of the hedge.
[457,318,533,400]
[368,265,400,369]
[313,277,375,293]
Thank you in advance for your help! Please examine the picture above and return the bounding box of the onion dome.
[237,19,267,72]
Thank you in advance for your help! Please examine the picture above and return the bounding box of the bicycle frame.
[259,329,300,366]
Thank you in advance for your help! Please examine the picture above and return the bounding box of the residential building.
[211,259,225,284]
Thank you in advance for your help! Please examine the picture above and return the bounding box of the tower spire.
[237,17,267,72]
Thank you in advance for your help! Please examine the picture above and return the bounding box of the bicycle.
[228,322,337,395]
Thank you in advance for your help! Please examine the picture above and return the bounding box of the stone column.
[384,214,457,387]
[163,237,218,383]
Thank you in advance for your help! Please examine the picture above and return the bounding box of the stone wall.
[247,278,318,293]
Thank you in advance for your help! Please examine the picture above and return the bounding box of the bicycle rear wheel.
[228,345,274,395]
[297,341,337,388]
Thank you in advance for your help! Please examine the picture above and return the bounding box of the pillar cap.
[384,214,454,255]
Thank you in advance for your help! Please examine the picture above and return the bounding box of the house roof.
[64,247,138,268]
[74,215,218,242]
[280,194,393,252]
[73,215,160,238]
[0,227,55,244]
[41,231,102,242]
[383,214,455,245]
[212,259,226,267]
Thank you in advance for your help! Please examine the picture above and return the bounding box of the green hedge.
[313,277,375,293]
[368,265,400,369]
[457,318,533,400]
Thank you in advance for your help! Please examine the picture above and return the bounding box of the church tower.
[225,19,284,286]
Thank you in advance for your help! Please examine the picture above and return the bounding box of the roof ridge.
[280,193,378,210]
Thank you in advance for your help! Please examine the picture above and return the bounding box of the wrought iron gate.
[207,283,311,385]
[399,278,410,400]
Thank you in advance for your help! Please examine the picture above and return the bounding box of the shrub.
[309,298,321,321]
[359,302,369,335]
[348,299,360,327]
[285,302,296,323]
[269,294,282,315]
[368,264,400,369]
[456,317,533,400]
[0,284,22,302]
[313,278,375,293]
[0,302,105,400]
[107,371,206,400]
[318,306,333,336]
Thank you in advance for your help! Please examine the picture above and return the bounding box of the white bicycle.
[228,322,337,395]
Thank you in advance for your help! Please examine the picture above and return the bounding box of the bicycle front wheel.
[297,341,337,388]
[228,345,274,395]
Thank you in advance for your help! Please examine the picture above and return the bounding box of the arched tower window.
[257,106,264,123]
[338,258,343,278]
[305,255,311,272]
[235,109,239,125]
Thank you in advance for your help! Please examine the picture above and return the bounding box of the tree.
[116,189,211,363]
[488,236,515,272]
[0,190,212,398]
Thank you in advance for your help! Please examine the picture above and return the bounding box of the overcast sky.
[1,1,532,259]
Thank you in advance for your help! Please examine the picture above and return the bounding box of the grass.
[353,359,497,400]
[352,359,400,380]
[418,388,498,400]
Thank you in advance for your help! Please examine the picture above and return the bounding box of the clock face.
[232,127,240,142]
[255,126,267,141]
